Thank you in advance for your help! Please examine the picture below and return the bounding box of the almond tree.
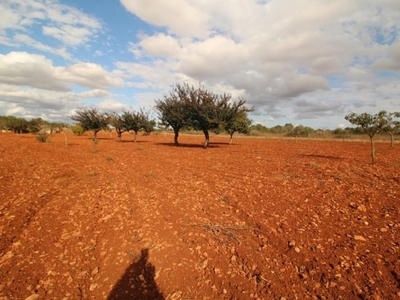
[179,83,251,148]
[181,84,229,148]
[156,83,251,148]
[107,112,127,141]
[345,111,388,164]
[223,104,252,145]
[155,91,187,146]
[70,107,108,143]
[383,112,400,147]
[121,109,154,142]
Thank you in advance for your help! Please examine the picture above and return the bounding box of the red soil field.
[0,132,399,300]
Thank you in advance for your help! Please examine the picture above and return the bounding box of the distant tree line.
[249,123,316,138]
[0,115,67,134]
[1,83,399,155]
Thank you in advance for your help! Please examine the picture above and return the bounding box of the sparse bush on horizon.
[35,131,49,143]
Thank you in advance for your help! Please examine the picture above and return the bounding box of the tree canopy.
[345,110,388,164]
[383,111,400,147]
[155,83,252,148]
[70,107,109,141]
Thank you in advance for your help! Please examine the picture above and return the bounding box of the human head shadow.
[107,248,164,300]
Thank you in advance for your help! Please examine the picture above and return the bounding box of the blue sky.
[1,0,400,129]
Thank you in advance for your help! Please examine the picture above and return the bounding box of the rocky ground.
[0,132,399,300]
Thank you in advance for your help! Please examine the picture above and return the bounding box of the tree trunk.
[203,130,209,148]
[117,132,122,142]
[92,130,99,152]
[370,136,375,164]
[63,131,68,146]
[390,133,394,147]
[174,129,179,146]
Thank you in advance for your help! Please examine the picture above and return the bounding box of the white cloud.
[78,89,112,99]
[0,83,82,122]
[273,73,329,98]
[371,42,400,71]
[310,57,343,76]
[138,33,182,58]
[94,50,104,57]
[14,34,71,60]
[96,99,128,112]
[0,0,102,58]
[116,60,181,89]
[119,0,400,126]
[1,0,400,129]
[61,63,124,89]
[0,52,124,91]
[177,36,250,79]
[120,0,208,37]
[42,25,92,46]
[0,51,70,91]
[294,99,345,119]
[6,105,27,117]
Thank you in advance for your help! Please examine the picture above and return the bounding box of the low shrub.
[36,131,49,143]
[71,124,85,135]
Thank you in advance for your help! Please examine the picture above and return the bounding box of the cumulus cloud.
[0,83,82,121]
[0,51,70,91]
[96,99,128,112]
[371,42,400,71]
[310,57,343,76]
[0,0,102,58]
[78,89,112,99]
[0,52,124,91]
[177,36,250,79]
[14,34,71,60]
[294,100,345,119]
[116,60,182,90]
[119,0,400,128]
[120,0,208,37]
[138,33,182,58]
[42,25,92,46]
[61,63,124,89]
[1,0,400,129]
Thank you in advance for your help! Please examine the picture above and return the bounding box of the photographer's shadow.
[108,248,164,300]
